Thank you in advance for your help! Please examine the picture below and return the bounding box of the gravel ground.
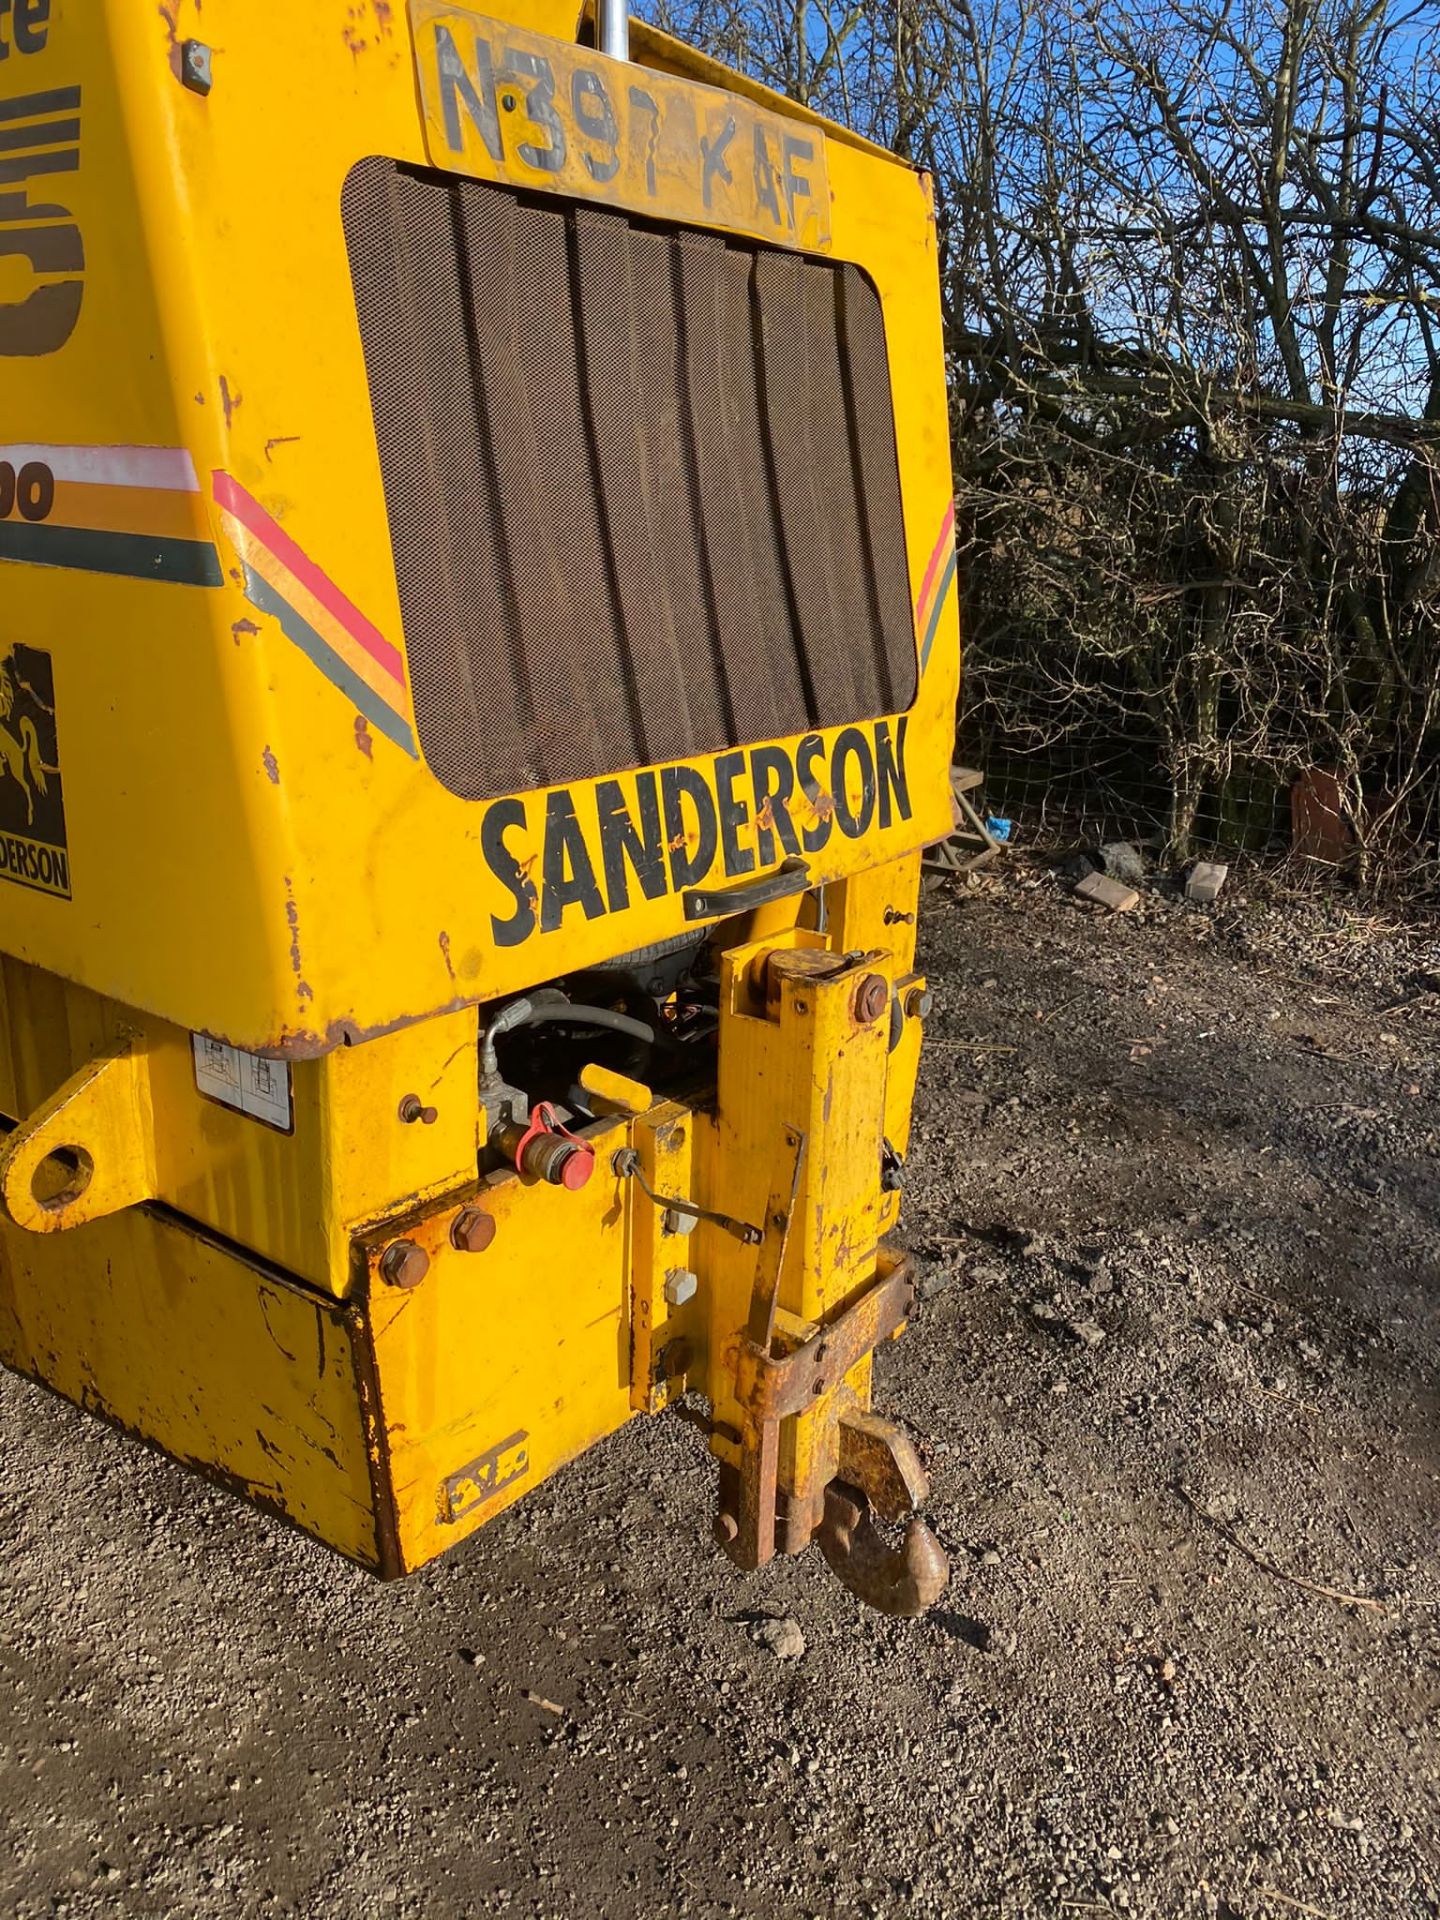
[3,857,1439,1920]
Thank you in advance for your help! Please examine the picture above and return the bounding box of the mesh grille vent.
[342,157,916,800]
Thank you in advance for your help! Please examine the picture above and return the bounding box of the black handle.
[681,856,812,923]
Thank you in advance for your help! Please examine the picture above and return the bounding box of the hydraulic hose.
[479,991,654,1093]
[522,1003,654,1046]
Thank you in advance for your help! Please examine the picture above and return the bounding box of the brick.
[1075,872,1139,912]
[1186,860,1229,904]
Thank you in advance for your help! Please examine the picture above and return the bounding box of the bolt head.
[180,40,213,94]
[450,1207,496,1255]
[905,986,934,1019]
[663,1268,699,1308]
[854,973,889,1025]
[713,1510,739,1546]
[380,1239,429,1289]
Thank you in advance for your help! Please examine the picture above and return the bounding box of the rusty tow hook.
[815,1485,950,1618]
[813,1409,950,1617]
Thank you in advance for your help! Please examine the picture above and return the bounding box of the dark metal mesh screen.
[342,157,917,800]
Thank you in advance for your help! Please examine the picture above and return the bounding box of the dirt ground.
[3,857,1439,1920]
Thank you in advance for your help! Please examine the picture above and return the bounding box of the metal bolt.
[713,1510,739,1545]
[854,973,889,1025]
[398,1094,438,1125]
[380,1239,429,1289]
[905,986,934,1020]
[450,1207,496,1254]
[664,1268,699,1308]
[662,1207,699,1237]
[180,40,213,94]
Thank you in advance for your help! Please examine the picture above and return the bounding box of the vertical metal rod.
[597,0,629,60]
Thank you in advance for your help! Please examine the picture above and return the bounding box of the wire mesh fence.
[949,429,1440,897]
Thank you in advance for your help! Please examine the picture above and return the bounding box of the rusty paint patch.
[264,435,302,463]
[438,930,455,982]
[196,983,492,1060]
[231,616,260,645]
[373,0,395,32]
[353,714,374,759]
[157,3,183,79]
[219,374,241,428]
[262,745,280,785]
[283,880,314,1003]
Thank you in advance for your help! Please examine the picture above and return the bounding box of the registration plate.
[409,2,832,251]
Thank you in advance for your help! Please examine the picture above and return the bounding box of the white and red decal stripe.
[0,444,201,492]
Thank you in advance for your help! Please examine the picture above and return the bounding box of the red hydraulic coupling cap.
[510,1103,595,1191]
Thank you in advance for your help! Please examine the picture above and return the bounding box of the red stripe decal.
[917,498,956,623]
[213,471,404,685]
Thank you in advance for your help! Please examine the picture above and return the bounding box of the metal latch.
[611,1148,762,1245]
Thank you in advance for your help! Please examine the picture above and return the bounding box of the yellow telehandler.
[0,0,959,1613]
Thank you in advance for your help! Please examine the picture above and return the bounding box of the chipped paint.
[219,374,241,428]
[262,745,280,785]
[353,714,373,759]
[283,880,314,1003]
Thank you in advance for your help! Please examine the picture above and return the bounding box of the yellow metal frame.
[0,855,932,1578]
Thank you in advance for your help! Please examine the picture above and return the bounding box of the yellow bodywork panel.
[0,1202,384,1567]
[360,1128,636,1571]
[0,0,957,1054]
[0,1166,635,1575]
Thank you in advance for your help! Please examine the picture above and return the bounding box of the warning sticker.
[191,1035,294,1133]
[0,642,69,899]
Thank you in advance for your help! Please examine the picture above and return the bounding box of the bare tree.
[643,0,1440,882]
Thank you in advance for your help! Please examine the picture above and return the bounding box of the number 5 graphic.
[0,88,85,358]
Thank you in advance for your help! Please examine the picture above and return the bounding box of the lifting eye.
[31,1145,94,1213]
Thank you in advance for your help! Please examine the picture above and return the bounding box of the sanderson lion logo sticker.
[0,644,70,899]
